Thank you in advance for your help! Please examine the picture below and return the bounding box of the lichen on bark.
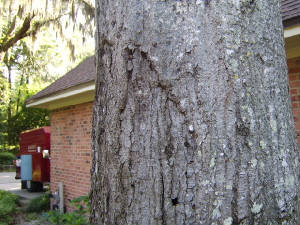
[91,1,299,224]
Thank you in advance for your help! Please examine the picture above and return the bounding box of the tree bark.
[91,1,299,224]
[6,64,13,146]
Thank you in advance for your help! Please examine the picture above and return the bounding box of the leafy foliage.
[0,152,16,165]
[46,210,89,225]
[44,195,90,225]
[24,212,40,222]
[0,0,94,149]
[25,193,51,213]
[3,92,51,146]
[70,195,90,216]
[0,41,51,148]
[0,190,19,225]
[0,0,95,57]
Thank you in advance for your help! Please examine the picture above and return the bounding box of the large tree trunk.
[91,1,299,224]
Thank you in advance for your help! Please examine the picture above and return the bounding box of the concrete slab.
[0,172,20,191]
[0,172,44,201]
[10,189,44,200]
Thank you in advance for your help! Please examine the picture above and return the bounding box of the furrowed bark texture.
[91,1,299,224]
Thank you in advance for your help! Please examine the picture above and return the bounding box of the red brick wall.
[50,102,93,210]
[288,57,300,145]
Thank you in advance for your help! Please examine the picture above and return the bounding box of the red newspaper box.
[18,127,51,191]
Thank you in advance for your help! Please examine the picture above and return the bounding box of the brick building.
[27,1,300,211]
[27,56,95,209]
[283,0,300,144]
[288,57,300,144]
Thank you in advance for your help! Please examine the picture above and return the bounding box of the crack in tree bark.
[91,1,299,224]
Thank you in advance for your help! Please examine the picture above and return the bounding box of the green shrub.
[45,210,89,225]
[70,195,90,216]
[24,212,39,221]
[44,195,90,225]
[0,145,19,152]
[0,190,19,225]
[0,152,16,165]
[25,193,50,213]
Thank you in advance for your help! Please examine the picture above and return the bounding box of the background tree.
[0,0,95,150]
[91,0,299,224]
[0,0,94,56]
[0,40,51,148]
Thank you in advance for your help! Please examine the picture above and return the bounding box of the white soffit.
[27,82,95,109]
[284,25,300,38]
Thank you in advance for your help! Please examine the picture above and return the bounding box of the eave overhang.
[284,24,300,59]
[26,81,95,110]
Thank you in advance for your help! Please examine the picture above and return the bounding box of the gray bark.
[91,1,299,224]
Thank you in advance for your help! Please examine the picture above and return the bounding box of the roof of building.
[282,0,300,27]
[28,56,95,102]
[28,1,299,103]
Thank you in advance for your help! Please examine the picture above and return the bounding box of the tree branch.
[0,14,65,54]
[0,15,33,53]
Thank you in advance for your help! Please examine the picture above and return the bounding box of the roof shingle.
[281,0,300,26]
[28,56,95,101]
